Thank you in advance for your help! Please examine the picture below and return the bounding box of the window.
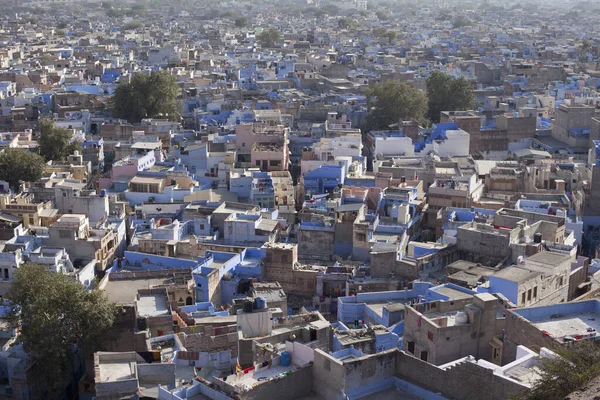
[62,192,67,197]
[533,286,538,299]
[427,331,434,341]
[521,292,526,305]
[527,289,532,301]
[242,142,246,147]
[559,276,564,287]
[407,341,415,354]
[420,350,428,362]
[200,224,205,230]
[3,269,7,280]
[269,160,281,167]
[256,160,261,166]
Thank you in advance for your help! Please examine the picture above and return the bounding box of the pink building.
[251,143,288,172]
[236,122,289,172]
[98,152,156,190]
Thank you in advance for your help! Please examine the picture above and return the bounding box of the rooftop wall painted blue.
[513,300,600,321]
[391,321,404,336]
[338,283,433,325]
[414,122,458,153]
[375,331,400,352]
[484,276,519,304]
[101,69,121,83]
[334,241,353,257]
[303,164,346,194]
[120,251,198,270]
[345,376,448,400]
[331,347,366,359]
[412,245,439,258]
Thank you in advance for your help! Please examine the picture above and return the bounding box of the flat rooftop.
[531,312,600,342]
[447,270,494,287]
[425,311,466,328]
[503,363,542,386]
[431,286,474,301]
[103,278,174,305]
[98,361,135,383]
[492,266,541,283]
[365,299,417,319]
[526,251,570,266]
[137,294,169,317]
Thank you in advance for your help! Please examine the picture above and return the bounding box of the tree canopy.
[0,148,45,189]
[38,119,81,162]
[523,341,600,400]
[6,263,117,398]
[235,16,248,28]
[257,28,281,48]
[112,70,181,123]
[426,70,474,123]
[453,14,472,28]
[365,80,428,131]
[338,17,356,29]
[375,10,389,20]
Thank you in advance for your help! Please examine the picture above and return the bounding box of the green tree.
[6,263,117,399]
[257,28,281,48]
[453,15,471,28]
[438,9,452,21]
[123,21,143,30]
[579,39,593,63]
[382,30,397,41]
[106,8,124,18]
[522,341,600,400]
[38,119,80,162]
[0,148,45,189]
[375,10,389,20]
[338,17,356,29]
[365,80,428,131]
[112,70,181,123]
[426,70,474,123]
[235,16,248,28]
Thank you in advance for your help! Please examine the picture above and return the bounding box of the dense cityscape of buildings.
[0,0,599,398]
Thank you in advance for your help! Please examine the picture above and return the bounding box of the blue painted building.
[303,164,346,195]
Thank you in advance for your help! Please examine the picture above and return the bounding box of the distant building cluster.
[0,0,599,399]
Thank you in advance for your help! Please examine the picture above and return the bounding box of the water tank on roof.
[456,312,468,325]
[255,296,267,310]
[281,351,291,367]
